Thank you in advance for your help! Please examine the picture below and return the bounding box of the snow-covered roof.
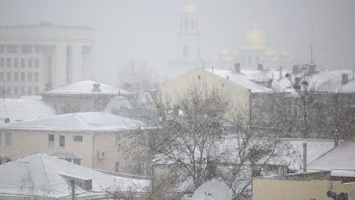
[0,112,146,131]
[308,140,355,171]
[152,136,335,172]
[0,153,150,199]
[0,96,56,124]
[204,67,355,94]
[43,80,132,95]
[283,138,336,171]
[205,69,273,93]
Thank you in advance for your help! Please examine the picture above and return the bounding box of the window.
[6,72,11,81]
[34,72,39,81]
[21,58,25,68]
[6,86,10,95]
[6,58,11,67]
[27,86,32,95]
[34,58,39,68]
[28,58,33,67]
[14,58,19,67]
[7,45,18,53]
[21,45,32,54]
[14,72,18,81]
[28,72,32,81]
[48,134,54,147]
[5,132,11,145]
[0,72,4,81]
[59,135,65,147]
[73,159,81,165]
[0,58,4,67]
[0,45,4,53]
[116,134,120,146]
[34,87,39,94]
[73,135,83,142]
[0,133,2,145]
[183,46,189,56]
[20,86,25,95]
[115,161,120,172]
[20,72,25,81]
[34,45,41,54]
[14,86,18,95]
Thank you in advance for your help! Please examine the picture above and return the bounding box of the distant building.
[0,22,95,97]
[215,24,293,70]
[0,112,152,176]
[166,2,206,79]
[41,80,134,114]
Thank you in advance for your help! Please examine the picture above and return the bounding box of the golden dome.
[265,49,277,61]
[242,24,268,49]
[218,49,233,61]
[184,2,196,13]
[279,50,292,61]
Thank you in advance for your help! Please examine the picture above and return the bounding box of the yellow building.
[253,173,355,200]
[0,112,152,175]
[156,68,273,124]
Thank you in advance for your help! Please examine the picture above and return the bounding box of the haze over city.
[1,0,355,85]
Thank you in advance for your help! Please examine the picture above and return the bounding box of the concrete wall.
[157,68,252,124]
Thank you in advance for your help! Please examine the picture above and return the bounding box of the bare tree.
[117,58,160,93]
[150,85,289,199]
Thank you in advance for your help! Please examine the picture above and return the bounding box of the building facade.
[0,112,152,176]
[0,22,94,97]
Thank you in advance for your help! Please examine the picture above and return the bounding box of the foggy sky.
[1,0,355,85]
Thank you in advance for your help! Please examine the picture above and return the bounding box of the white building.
[0,22,95,97]
[166,2,206,79]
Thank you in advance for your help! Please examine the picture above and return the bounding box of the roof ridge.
[74,113,92,129]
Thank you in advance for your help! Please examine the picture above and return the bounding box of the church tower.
[178,2,201,60]
[165,2,205,79]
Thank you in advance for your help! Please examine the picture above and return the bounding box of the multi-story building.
[0,22,94,97]
[0,112,152,176]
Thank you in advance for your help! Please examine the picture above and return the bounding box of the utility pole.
[71,179,75,200]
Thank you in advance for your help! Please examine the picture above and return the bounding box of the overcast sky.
[1,0,354,85]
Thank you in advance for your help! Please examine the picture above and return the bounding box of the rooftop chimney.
[303,142,307,172]
[279,66,283,80]
[342,74,349,84]
[234,63,240,73]
[308,64,316,74]
[92,83,101,92]
[334,131,339,147]
[257,64,263,71]
[292,65,300,74]
[278,165,287,177]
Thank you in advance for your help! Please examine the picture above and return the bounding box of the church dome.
[218,49,234,61]
[183,2,196,13]
[241,24,268,49]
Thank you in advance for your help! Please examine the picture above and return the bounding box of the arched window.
[183,46,189,56]
[191,19,195,30]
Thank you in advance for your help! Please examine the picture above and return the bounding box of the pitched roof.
[308,140,355,171]
[43,80,132,95]
[0,153,149,199]
[205,69,273,93]
[0,97,56,124]
[0,112,146,131]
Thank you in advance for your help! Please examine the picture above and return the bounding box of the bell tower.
[178,2,201,60]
